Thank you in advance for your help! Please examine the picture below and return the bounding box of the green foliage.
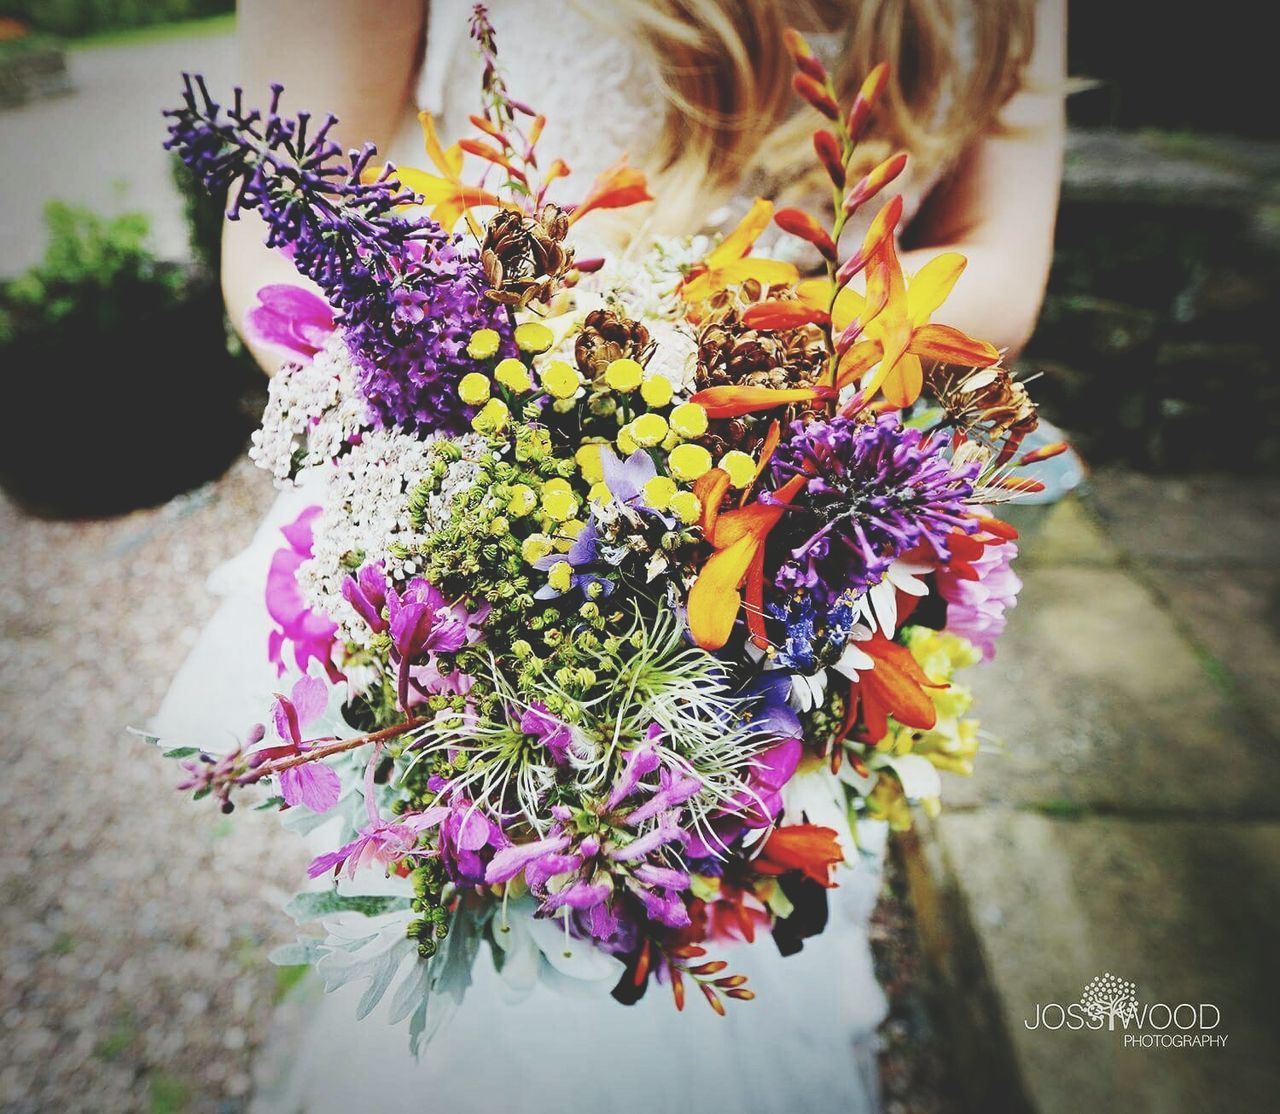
[0,0,232,39]
[0,200,183,343]
[170,154,224,275]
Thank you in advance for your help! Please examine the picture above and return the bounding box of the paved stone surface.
[0,460,303,1112]
[0,31,235,278]
[920,812,1280,1114]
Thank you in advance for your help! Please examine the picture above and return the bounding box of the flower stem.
[255,717,427,778]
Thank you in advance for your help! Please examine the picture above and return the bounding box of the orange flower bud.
[1018,440,1070,466]
[792,73,840,121]
[813,129,845,188]
[774,207,837,261]
[845,62,890,140]
[843,152,908,216]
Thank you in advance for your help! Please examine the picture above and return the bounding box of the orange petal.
[908,323,1000,367]
[741,300,830,330]
[417,111,463,178]
[835,339,883,389]
[693,468,732,541]
[744,546,769,647]
[688,533,758,650]
[689,384,832,419]
[707,198,774,270]
[879,353,923,409]
[836,194,904,285]
[567,155,653,225]
[756,824,843,887]
[906,252,967,327]
[742,419,782,505]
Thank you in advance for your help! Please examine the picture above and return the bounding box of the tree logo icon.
[1080,972,1139,1029]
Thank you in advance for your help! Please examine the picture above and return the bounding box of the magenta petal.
[272,696,302,747]
[290,675,329,728]
[280,505,322,555]
[280,762,341,812]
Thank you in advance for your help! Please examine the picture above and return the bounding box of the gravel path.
[0,460,308,1113]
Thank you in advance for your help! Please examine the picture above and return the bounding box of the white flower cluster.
[589,234,711,321]
[297,429,486,645]
[248,334,370,484]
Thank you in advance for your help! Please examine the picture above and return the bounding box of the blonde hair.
[592,0,1036,233]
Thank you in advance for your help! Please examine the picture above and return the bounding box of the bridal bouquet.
[155,7,1060,1046]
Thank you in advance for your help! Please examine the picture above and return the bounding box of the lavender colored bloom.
[165,77,511,433]
[770,414,978,604]
[519,702,575,765]
[937,539,1022,660]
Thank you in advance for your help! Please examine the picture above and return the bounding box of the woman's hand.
[221,0,425,373]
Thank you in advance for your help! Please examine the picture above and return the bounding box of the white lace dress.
[151,3,971,1109]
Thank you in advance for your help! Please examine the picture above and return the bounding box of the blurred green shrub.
[0,0,231,39]
[0,201,185,343]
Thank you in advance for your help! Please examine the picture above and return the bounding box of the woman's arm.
[901,0,1066,358]
[222,0,425,372]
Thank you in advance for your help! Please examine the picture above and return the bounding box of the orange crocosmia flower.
[833,237,1000,408]
[687,473,807,651]
[842,632,944,744]
[680,198,800,305]
[689,384,834,419]
[755,824,844,888]
[388,112,507,234]
[566,154,653,226]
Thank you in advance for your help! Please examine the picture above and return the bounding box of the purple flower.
[244,283,335,361]
[438,796,502,884]
[250,675,341,812]
[770,414,978,604]
[520,702,575,765]
[341,562,389,634]
[937,539,1021,659]
[266,506,341,683]
[307,748,446,878]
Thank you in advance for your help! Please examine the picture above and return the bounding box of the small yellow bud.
[547,560,573,593]
[543,477,573,495]
[471,397,510,433]
[719,450,757,489]
[494,357,533,393]
[541,487,579,521]
[670,402,709,438]
[616,424,639,456]
[466,328,501,360]
[575,442,605,483]
[640,374,674,408]
[642,475,677,510]
[668,442,713,482]
[555,519,586,552]
[669,490,702,524]
[458,372,491,406]
[507,483,537,517]
[629,412,669,448]
[540,359,582,400]
[588,481,613,504]
[604,357,645,393]
[514,321,554,354]
[489,516,510,536]
[522,533,553,563]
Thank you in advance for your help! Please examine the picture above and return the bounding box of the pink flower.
[266,506,342,683]
[252,676,341,812]
[244,284,335,362]
[307,748,446,878]
[936,538,1021,660]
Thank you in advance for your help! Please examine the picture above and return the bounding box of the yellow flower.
[541,485,579,521]
[719,450,756,489]
[629,412,669,447]
[507,483,537,517]
[471,397,510,433]
[555,519,586,551]
[540,360,581,400]
[604,357,644,393]
[669,490,702,524]
[466,328,501,360]
[588,481,613,504]
[642,475,677,510]
[669,402,709,438]
[640,374,674,408]
[458,372,491,406]
[494,357,533,393]
[522,533,553,563]
[668,442,713,482]
[616,424,639,455]
[547,561,573,593]
[575,442,605,483]
[514,321,554,354]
